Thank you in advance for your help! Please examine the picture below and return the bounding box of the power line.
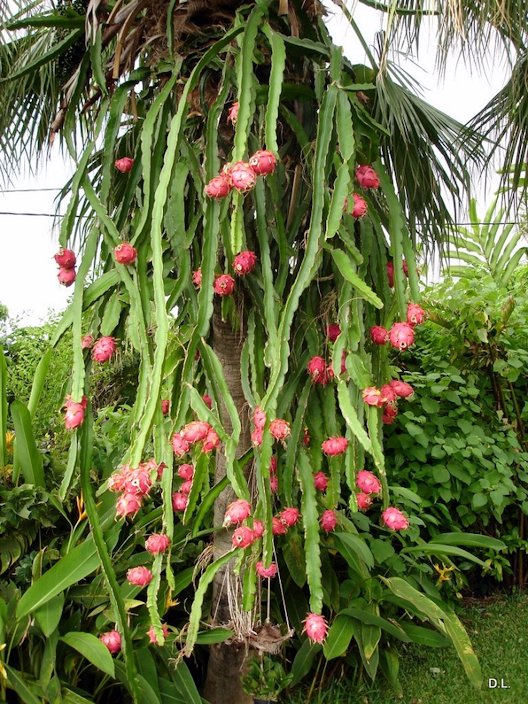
[0,187,62,193]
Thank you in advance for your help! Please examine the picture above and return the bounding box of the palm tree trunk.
[204,305,252,704]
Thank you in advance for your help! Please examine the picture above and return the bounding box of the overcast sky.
[0,2,512,326]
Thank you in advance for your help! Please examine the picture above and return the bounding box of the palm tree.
[0,1,524,703]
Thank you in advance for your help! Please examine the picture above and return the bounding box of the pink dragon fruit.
[321,436,348,456]
[171,491,188,512]
[214,274,235,296]
[224,499,252,527]
[147,624,169,645]
[390,380,414,398]
[57,267,76,287]
[201,428,220,453]
[228,161,257,193]
[249,150,277,176]
[126,566,153,587]
[320,509,338,533]
[347,192,368,218]
[145,533,171,555]
[256,561,278,578]
[253,406,266,430]
[389,322,415,351]
[380,384,397,404]
[313,471,329,492]
[115,492,142,519]
[172,433,191,457]
[114,157,134,173]
[114,242,137,265]
[381,506,409,531]
[326,323,341,342]
[382,403,399,425]
[100,630,121,654]
[272,516,288,535]
[81,334,93,349]
[251,428,263,446]
[269,418,291,441]
[362,387,384,408]
[387,260,409,288]
[161,399,170,415]
[204,174,231,199]
[307,356,328,384]
[233,250,257,276]
[91,336,117,363]
[269,474,279,493]
[340,350,348,374]
[54,247,76,268]
[227,102,239,126]
[252,520,265,538]
[180,480,193,495]
[356,470,382,495]
[279,507,301,527]
[303,427,311,447]
[123,467,152,496]
[181,420,211,443]
[177,463,194,481]
[192,268,202,288]
[356,492,373,511]
[356,165,380,189]
[370,326,389,345]
[407,303,426,326]
[63,398,86,430]
[303,613,329,644]
[232,526,256,549]
[203,393,213,409]
[107,469,126,493]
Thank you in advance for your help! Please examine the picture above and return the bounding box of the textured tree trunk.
[203,306,252,704]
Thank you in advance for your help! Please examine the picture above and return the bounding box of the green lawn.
[284,594,528,704]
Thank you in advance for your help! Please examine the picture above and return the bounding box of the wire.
[0,187,62,193]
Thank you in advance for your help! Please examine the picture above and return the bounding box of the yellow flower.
[76,493,87,522]
[5,431,14,452]
[434,563,455,586]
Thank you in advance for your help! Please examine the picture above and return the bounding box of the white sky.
[0,3,512,326]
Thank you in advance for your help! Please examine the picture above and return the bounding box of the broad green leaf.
[34,593,64,637]
[11,400,44,487]
[61,632,115,678]
[323,614,354,660]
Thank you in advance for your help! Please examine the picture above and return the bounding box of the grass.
[283,593,528,704]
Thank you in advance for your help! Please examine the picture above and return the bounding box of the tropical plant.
[0,2,522,704]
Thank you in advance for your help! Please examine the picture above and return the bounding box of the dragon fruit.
[224,499,252,527]
[356,165,380,189]
[356,470,382,495]
[321,436,348,456]
[145,534,171,555]
[114,242,137,265]
[233,250,257,276]
[57,267,76,287]
[370,326,389,345]
[256,561,278,578]
[91,336,117,363]
[232,526,256,549]
[213,274,235,296]
[114,157,134,173]
[54,247,76,268]
[320,509,337,533]
[269,418,290,441]
[205,175,231,199]
[126,566,153,587]
[381,506,409,531]
[249,150,277,176]
[227,161,257,193]
[303,613,328,643]
[313,471,329,492]
[100,630,121,654]
[389,322,415,351]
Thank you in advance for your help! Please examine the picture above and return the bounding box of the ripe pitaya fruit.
[228,161,257,193]
[347,192,368,218]
[272,516,288,535]
[356,492,373,511]
[269,418,290,440]
[381,506,409,531]
[233,250,257,276]
[303,427,311,447]
[114,157,134,173]
[370,326,389,345]
[181,420,211,443]
[407,302,426,326]
[63,398,85,430]
[172,432,190,457]
[251,428,263,446]
[256,561,278,578]
[114,242,137,265]
[54,247,76,269]
[180,479,193,495]
[279,507,301,527]
[145,533,171,555]
[213,274,235,296]
[147,624,169,645]
[126,566,153,587]
[100,630,122,654]
[390,380,414,398]
[356,165,380,189]
[172,491,188,512]
[91,336,117,363]
[177,463,194,481]
[356,470,382,495]
[362,386,384,407]
[307,356,327,384]
[252,520,265,538]
[326,323,341,342]
[253,406,266,430]
[269,474,279,493]
[386,260,409,288]
[107,470,126,493]
[201,428,220,453]
[123,467,152,496]
[313,471,328,492]
[232,526,256,549]
[249,150,277,176]
[205,174,231,199]
[192,268,202,288]
[223,499,252,527]
[380,384,397,404]
[57,267,76,287]
[203,393,213,409]
[81,334,94,349]
[161,399,170,415]
[320,509,337,533]
[389,322,415,351]
[115,492,142,519]
[382,402,399,425]
[321,436,348,456]
[227,102,239,126]
[303,613,328,644]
